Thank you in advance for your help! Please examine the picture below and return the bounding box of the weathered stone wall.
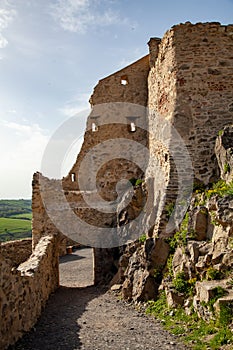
[149,22,233,185]
[0,235,59,350]
[63,55,150,196]
[42,57,150,283]
[0,238,32,267]
[90,55,150,106]
[32,172,79,255]
[31,21,233,291]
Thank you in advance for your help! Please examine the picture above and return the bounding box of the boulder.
[166,288,185,308]
[215,125,233,183]
[195,280,228,304]
[132,269,157,301]
[189,207,208,241]
[215,195,233,226]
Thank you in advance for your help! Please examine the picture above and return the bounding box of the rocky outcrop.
[215,125,233,183]
[115,123,233,327]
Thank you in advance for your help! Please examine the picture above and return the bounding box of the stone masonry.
[1,21,233,349]
[0,236,59,349]
[31,22,233,285]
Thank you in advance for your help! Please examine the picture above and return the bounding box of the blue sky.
[0,0,233,198]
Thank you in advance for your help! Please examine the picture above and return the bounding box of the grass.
[0,217,31,233]
[146,292,233,349]
[0,217,32,242]
[206,180,233,198]
[0,199,32,241]
[9,213,32,220]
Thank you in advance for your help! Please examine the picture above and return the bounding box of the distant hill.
[0,199,32,242]
[0,199,31,218]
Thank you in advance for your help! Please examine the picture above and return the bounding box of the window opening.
[130,122,136,132]
[90,115,100,132]
[127,116,138,132]
[71,173,76,182]
[92,122,98,132]
[121,75,129,85]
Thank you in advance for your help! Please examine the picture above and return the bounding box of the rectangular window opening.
[121,75,129,85]
[92,122,98,132]
[71,173,76,182]
[130,122,136,132]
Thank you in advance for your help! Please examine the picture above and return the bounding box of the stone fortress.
[1,22,233,349]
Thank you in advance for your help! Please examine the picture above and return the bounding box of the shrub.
[173,272,189,294]
[206,268,222,280]
[139,234,147,243]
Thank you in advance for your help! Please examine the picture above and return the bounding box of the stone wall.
[89,55,150,106]
[0,235,59,350]
[31,21,233,289]
[149,22,233,185]
[0,238,32,267]
[63,55,150,195]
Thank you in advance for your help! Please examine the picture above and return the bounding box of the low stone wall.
[0,235,59,350]
[0,238,32,267]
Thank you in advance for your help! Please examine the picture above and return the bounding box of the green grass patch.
[0,217,32,242]
[9,213,32,220]
[0,217,31,234]
[146,291,233,349]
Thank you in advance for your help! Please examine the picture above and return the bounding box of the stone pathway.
[10,248,189,350]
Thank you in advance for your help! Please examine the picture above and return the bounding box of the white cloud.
[0,120,49,198]
[0,6,16,48]
[59,92,90,117]
[50,0,132,33]
[0,32,7,47]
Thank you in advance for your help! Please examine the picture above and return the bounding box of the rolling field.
[0,217,31,234]
[0,200,32,242]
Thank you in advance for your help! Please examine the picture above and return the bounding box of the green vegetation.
[0,199,31,217]
[206,287,228,312]
[205,180,233,198]
[146,291,233,349]
[0,200,32,242]
[219,302,233,326]
[206,268,222,281]
[129,177,144,186]
[165,202,175,218]
[218,129,224,136]
[167,212,189,253]
[9,213,32,220]
[224,163,230,174]
[139,233,147,243]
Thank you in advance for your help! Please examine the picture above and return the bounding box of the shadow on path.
[10,285,105,350]
[9,247,99,350]
[59,254,86,264]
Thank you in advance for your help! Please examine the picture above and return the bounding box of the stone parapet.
[0,235,59,349]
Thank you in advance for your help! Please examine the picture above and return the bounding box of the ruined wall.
[32,173,82,255]
[32,21,233,289]
[33,56,151,247]
[149,22,233,185]
[0,235,59,350]
[114,22,233,302]
[0,238,32,267]
[63,55,150,195]
[90,55,150,106]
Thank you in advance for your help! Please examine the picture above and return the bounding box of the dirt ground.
[9,248,189,350]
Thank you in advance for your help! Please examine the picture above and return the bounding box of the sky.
[0,0,233,199]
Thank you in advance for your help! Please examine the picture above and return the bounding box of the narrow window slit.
[92,122,98,132]
[130,122,136,132]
